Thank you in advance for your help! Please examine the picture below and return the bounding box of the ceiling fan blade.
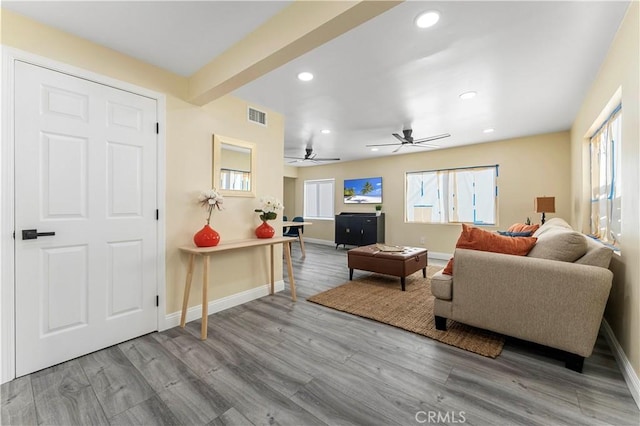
[287,159,303,163]
[313,157,341,161]
[406,143,438,148]
[412,133,451,143]
[366,142,402,147]
[392,144,406,153]
[284,156,305,160]
[392,133,409,143]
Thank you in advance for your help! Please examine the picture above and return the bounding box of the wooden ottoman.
[347,244,428,291]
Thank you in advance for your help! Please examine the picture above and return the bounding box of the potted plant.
[254,196,284,238]
[375,204,382,216]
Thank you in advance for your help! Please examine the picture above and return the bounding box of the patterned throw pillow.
[497,231,533,237]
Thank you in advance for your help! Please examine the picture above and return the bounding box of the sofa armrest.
[451,248,612,357]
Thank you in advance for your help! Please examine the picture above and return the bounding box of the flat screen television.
[344,177,382,204]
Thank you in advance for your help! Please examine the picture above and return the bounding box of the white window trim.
[303,178,335,220]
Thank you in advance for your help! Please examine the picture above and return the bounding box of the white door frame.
[1,47,167,383]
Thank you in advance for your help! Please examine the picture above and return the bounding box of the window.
[220,169,251,191]
[304,179,335,219]
[590,105,622,246]
[405,165,498,224]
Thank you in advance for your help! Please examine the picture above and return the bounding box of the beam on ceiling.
[188,0,402,106]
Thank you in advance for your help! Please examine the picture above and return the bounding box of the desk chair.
[284,216,304,252]
[282,216,289,234]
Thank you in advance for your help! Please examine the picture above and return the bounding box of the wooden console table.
[178,236,297,340]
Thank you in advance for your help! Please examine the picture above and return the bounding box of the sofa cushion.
[527,228,588,262]
[431,270,452,300]
[575,236,614,268]
[507,223,540,234]
[533,217,572,237]
[443,224,537,274]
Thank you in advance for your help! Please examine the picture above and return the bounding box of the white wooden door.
[14,61,158,376]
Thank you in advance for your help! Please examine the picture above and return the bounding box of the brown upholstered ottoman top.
[348,244,427,260]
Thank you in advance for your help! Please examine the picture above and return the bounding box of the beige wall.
[292,132,571,254]
[2,10,285,315]
[283,177,297,219]
[571,2,639,377]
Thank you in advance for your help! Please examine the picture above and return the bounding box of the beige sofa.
[432,218,614,372]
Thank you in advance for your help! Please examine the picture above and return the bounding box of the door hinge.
[156,209,159,220]
[156,122,159,134]
[12,231,15,239]
[156,295,159,307]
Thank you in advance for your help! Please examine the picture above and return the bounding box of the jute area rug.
[307,265,505,358]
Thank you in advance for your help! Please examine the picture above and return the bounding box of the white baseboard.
[428,251,453,261]
[161,280,284,330]
[601,319,640,409]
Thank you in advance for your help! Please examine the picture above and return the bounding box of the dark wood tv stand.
[335,212,385,248]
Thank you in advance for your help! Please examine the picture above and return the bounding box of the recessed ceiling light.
[297,72,314,82]
[483,128,495,133]
[459,91,477,100]
[371,148,379,152]
[321,129,331,134]
[415,11,440,29]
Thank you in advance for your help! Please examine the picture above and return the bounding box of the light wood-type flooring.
[2,243,639,425]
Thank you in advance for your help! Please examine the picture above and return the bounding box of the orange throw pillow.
[443,224,537,275]
[507,223,540,234]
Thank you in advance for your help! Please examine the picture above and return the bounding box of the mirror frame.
[212,134,256,198]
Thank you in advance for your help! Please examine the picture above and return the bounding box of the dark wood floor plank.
[207,407,256,426]
[444,365,606,425]
[205,365,325,426]
[120,334,230,425]
[78,346,155,418]
[108,395,179,426]
[152,331,225,376]
[576,388,640,425]
[0,375,37,426]
[290,378,402,426]
[30,360,109,426]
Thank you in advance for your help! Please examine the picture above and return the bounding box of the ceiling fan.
[285,147,341,164]
[367,129,451,153]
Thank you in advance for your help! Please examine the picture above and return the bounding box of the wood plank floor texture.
[2,243,639,425]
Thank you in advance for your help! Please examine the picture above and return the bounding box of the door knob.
[21,229,56,240]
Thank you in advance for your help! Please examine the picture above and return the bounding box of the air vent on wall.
[248,107,267,126]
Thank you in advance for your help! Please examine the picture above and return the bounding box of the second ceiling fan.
[367,129,451,153]
[286,147,340,164]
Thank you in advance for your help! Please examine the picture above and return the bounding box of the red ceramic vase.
[255,221,275,239]
[194,224,220,247]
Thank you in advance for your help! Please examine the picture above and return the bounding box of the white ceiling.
[2,1,292,76]
[4,1,630,166]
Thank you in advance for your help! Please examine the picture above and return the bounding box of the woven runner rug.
[307,265,505,358]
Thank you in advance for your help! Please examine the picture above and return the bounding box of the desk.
[179,236,297,340]
[282,220,313,258]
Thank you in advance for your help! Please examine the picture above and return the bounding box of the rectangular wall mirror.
[212,134,256,197]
